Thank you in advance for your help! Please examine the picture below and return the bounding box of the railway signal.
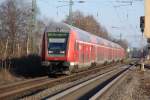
[140,16,144,33]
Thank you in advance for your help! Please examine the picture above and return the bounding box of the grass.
[0,68,16,83]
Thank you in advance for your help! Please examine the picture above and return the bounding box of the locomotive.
[41,23,125,74]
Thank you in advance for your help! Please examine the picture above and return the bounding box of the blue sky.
[0,0,145,48]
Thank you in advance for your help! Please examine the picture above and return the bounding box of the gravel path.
[101,66,150,100]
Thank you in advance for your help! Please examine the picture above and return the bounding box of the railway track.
[0,63,125,100]
[45,65,132,100]
[0,76,50,100]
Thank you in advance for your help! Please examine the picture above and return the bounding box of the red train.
[41,23,125,74]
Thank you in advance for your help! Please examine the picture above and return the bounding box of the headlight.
[60,51,65,53]
[48,51,53,53]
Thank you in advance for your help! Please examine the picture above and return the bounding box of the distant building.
[145,0,150,38]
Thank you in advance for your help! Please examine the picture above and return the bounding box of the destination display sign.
[49,38,66,43]
[47,32,68,37]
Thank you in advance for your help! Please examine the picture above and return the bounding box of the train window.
[47,32,69,53]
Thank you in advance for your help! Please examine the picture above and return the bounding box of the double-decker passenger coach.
[41,23,125,74]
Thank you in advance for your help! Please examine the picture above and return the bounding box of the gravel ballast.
[101,66,150,100]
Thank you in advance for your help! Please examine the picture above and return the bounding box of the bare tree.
[0,0,42,58]
[64,11,109,39]
[112,39,128,49]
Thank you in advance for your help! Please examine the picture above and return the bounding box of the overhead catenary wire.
[110,0,143,37]
[106,0,145,48]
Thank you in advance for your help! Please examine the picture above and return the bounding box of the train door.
[79,43,84,64]
[99,46,103,62]
[89,45,92,63]
[84,44,89,64]
[116,49,118,60]
[106,47,108,61]
[107,48,109,60]
[75,41,79,63]
[111,48,113,60]
[91,45,93,62]
[103,47,106,61]
[113,48,115,60]
[87,45,91,63]
[112,48,114,60]
[108,48,110,60]
[84,44,86,64]
[97,46,100,62]
[106,47,109,61]
[96,45,98,62]
[99,46,101,62]
[101,46,104,61]
[108,48,110,61]
[91,45,96,63]
[109,48,111,60]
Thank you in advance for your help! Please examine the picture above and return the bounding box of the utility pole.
[58,0,84,25]
[32,0,36,28]
[141,31,145,71]
[27,0,36,55]
[32,0,36,53]
[69,0,73,25]
[119,33,122,41]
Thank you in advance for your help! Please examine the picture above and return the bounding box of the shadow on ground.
[0,55,47,78]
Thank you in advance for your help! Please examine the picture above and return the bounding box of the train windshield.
[47,32,69,54]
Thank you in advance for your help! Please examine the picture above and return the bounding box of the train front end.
[41,24,76,74]
[42,31,70,73]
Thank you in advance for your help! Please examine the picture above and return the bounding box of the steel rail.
[0,63,123,100]
[90,66,130,100]
[47,65,131,100]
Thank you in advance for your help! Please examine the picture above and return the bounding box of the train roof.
[45,22,70,33]
[45,22,123,49]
